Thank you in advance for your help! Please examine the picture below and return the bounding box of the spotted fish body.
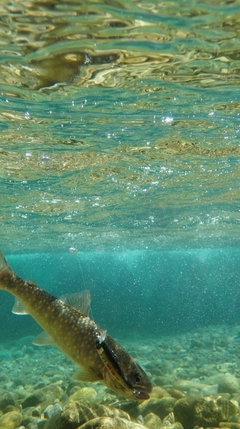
[0,253,152,400]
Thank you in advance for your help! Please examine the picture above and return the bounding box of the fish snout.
[133,390,150,400]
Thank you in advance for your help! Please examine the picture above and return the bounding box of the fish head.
[97,334,152,401]
[125,361,152,400]
[102,356,152,400]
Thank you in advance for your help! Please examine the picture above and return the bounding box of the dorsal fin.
[0,252,11,273]
[59,290,91,316]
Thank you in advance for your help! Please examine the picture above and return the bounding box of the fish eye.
[134,374,141,384]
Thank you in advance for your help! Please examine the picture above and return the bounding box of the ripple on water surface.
[0,0,239,252]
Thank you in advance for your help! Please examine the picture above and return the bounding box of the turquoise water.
[0,0,240,341]
[1,248,239,342]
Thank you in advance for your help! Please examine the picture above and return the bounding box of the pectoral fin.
[32,331,54,346]
[74,366,102,383]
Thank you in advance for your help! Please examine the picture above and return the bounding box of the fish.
[0,252,152,401]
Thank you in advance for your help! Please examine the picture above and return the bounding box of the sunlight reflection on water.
[0,0,239,253]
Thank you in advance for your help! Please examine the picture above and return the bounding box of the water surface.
[0,0,239,253]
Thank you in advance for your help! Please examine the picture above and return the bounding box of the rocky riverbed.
[0,324,240,429]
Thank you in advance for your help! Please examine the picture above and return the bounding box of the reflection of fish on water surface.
[0,252,152,401]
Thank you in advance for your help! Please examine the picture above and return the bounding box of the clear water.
[0,0,240,340]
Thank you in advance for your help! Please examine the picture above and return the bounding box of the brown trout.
[0,252,152,400]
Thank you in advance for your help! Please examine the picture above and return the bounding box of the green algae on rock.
[139,397,176,420]
[68,387,97,404]
[21,383,65,409]
[0,410,22,429]
[77,416,148,429]
[0,392,20,414]
[143,412,162,429]
[44,401,97,429]
[44,400,132,429]
[173,396,239,429]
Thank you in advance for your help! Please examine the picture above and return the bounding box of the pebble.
[173,379,209,392]
[44,401,97,429]
[139,397,176,419]
[218,376,240,394]
[78,416,148,429]
[165,388,185,399]
[21,383,64,408]
[0,392,19,413]
[143,412,162,429]
[21,415,46,429]
[0,326,239,429]
[43,403,62,419]
[0,411,22,429]
[68,386,97,403]
[150,386,171,399]
[201,384,218,397]
[219,424,240,429]
[173,395,239,429]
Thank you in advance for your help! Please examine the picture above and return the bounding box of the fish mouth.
[133,390,150,400]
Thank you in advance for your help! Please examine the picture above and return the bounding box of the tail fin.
[0,252,14,290]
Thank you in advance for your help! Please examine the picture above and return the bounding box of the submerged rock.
[21,383,64,408]
[109,400,139,420]
[173,395,239,429]
[0,392,19,413]
[216,396,239,420]
[92,403,130,420]
[174,396,208,429]
[165,388,185,399]
[78,416,148,429]
[0,410,22,429]
[143,412,162,429]
[21,415,47,428]
[139,397,176,419]
[163,424,183,429]
[154,374,176,386]
[202,384,218,396]
[150,386,171,399]
[43,403,62,420]
[229,413,240,423]
[218,376,240,394]
[219,424,240,429]
[44,400,130,429]
[162,411,175,425]
[68,387,97,403]
[44,401,97,429]
[173,379,208,393]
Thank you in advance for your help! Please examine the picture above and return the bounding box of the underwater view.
[0,0,240,428]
